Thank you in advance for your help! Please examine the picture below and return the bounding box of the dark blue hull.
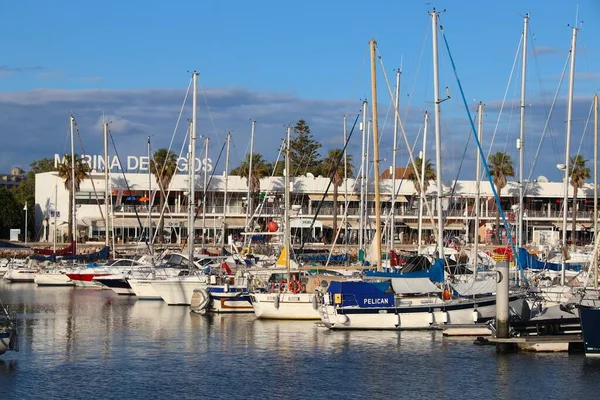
[579,307,600,356]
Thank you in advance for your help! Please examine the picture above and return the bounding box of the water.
[1,281,599,400]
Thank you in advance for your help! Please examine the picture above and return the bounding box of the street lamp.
[23,202,27,244]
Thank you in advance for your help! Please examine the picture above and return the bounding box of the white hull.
[0,266,8,277]
[34,272,74,286]
[250,292,320,320]
[151,277,208,305]
[128,279,162,300]
[319,296,519,330]
[211,293,254,313]
[3,269,37,282]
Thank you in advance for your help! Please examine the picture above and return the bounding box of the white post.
[359,100,368,254]
[245,120,256,233]
[24,203,27,244]
[343,114,349,261]
[188,71,198,266]
[147,135,152,253]
[562,26,578,285]
[70,115,76,251]
[430,9,445,260]
[285,125,291,281]
[418,112,429,254]
[475,103,483,276]
[223,132,231,247]
[202,137,209,249]
[518,14,529,249]
[104,123,110,248]
[54,183,57,253]
[391,68,401,254]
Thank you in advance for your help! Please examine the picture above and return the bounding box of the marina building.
[34,169,597,248]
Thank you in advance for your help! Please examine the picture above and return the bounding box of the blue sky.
[2,0,600,184]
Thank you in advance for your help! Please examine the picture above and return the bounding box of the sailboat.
[249,126,324,320]
[319,15,527,330]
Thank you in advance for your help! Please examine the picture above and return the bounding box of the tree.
[321,149,354,243]
[150,149,178,243]
[569,154,591,245]
[289,119,322,177]
[407,157,436,195]
[57,154,91,242]
[12,157,57,240]
[231,153,272,224]
[488,151,514,244]
[0,188,22,239]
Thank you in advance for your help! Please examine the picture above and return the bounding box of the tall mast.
[188,71,198,266]
[561,25,578,285]
[202,137,209,249]
[285,125,291,282]
[418,112,429,254]
[390,69,401,254]
[517,13,529,249]
[147,135,152,254]
[54,183,58,253]
[359,100,368,255]
[245,120,256,233]
[594,93,598,289]
[223,132,231,247]
[475,103,483,277]
[104,122,110,248]
[369,39,382,271]
[430,9,444,260]
[343,114,349,263]
[70,114,76,251]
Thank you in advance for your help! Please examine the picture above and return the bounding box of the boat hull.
[3,269,37,283]
[34,272,74,286]
[66,272,110,288]
[320,296,525,330]
[93,276,134,295]
[151,278,208,305]
[128,279,162,300]
[250,292,320,320]
[579,307,600,356]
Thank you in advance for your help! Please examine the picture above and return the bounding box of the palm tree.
[407,157,436,195]
[231,153,272,224]
[57,154,90,242]
[150,148,178,243]
[488,151,514,244]
[321,149,354,244]
[569,154,591,245]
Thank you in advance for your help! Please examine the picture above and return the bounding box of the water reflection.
[1,281,599,399]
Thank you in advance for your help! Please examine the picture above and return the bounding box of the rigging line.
[574,98,595,159]
[108,131,152,254]
[529,31,565,168]
[376,44,437,231]
[439,24,521,272]
[158,76,192,185]
[72,118,105,224]
[199,81,224,151]
[523,52,570,192]
[151,124,190,244]
[299,110,361,251]
[403,21,431,123]
[193,140,226,223]
[488,34,522,159]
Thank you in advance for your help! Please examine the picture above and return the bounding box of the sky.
[2,0,600,184]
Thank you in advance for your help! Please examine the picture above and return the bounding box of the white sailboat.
[250,126,321,320]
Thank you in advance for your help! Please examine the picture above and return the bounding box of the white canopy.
[452,277,496,296]
[391,277,442,294]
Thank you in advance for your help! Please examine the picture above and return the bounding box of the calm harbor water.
[1,280,599,400]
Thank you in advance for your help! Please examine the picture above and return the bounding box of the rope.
[439,23,522,273]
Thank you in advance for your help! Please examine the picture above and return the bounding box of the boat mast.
[285,125,291,282]
[369,39,382,271]
[359,100,367,257]
[188,71,198,267]
[343,114,349,263]
[562,25,578,286]
[430,9,445,260]
[202,137,209,249]
[475,103,483,277]
[70,114,76,253]
[517,13,529,250]
[104,123,110,249]
[223,132,231,247]
[147,135,152,254]
[245,120,256,235]
[54,183,57,253]
[390,68,401,254]
[594,93,598,289]
[417,112,429,254]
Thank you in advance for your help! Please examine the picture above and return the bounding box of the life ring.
[241,247,250,256]
[289,280,301,294]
